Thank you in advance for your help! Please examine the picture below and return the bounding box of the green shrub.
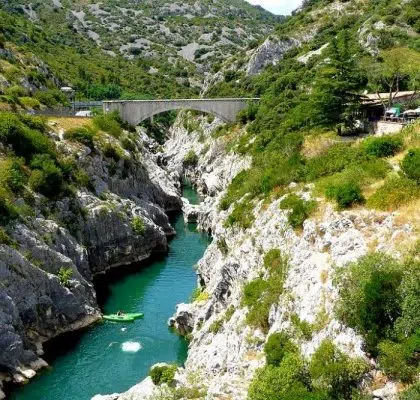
[29,154,64,198]
[93,112,123,138]
[400,383,420,400]
[74,170,91,188]
[0,112,53,161]
[401,148,420,183]
[102,142,123,162]
[362,136,403,158]
[242,251,288,332]
[209,318,224,334]
[367,175,419,210]
[18,97,41,109]
[225,198,255,229]
[4,85,28,97]
[325,181,364,209]
[290,313,314,340]
[34,89,68,107]
[378,337,418,382]
[217,237,228,255]
[121,136,136,152]
[131,216,145,235]
[64,127,96,148]
[149,364,177,386]
[303,144,366,182]
[309,340,368,399]
[314,159,390,196]
[248,354,315,400]
[394,260,420,337]
[57,267,73,287]
[183,150,198,167]
[0,227,13,245]
[263,249,283,271]
[335,253,403,352]
[225,305,235,322]
[279,194,317,229]
[190,288,210,303]
[0,189,18,225]
[264,332,298,367]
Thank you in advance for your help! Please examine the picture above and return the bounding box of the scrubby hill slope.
[0,0,280,104]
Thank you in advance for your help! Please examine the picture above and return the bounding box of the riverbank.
[0,116,183,397]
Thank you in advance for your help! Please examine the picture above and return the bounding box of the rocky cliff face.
[0,125,181,398]
[95,114,416,400]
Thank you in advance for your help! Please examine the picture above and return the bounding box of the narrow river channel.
[10,186,210,400]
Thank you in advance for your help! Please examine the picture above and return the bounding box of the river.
[10,185,210,400]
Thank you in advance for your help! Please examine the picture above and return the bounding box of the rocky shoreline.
[0,126,183,399]
[94,113,416,400]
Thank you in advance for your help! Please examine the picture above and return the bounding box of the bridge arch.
[103,98,259,126]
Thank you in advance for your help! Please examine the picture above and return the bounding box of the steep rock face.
[95,115,415,400]
[246,36,301,76]
[0,124,182,393]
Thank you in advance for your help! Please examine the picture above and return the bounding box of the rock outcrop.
[95,113,415,400]
[0,124,182,391]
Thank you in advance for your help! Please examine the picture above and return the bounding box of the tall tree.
[309,31,363,134]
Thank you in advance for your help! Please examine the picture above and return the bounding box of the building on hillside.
[362,91,420,121]
[361,91,420,136]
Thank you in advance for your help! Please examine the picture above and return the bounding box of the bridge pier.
[103,98,259,126]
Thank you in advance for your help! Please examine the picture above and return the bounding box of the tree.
[365,48,420,110]
[309,31,363,133]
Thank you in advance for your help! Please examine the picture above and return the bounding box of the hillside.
[0,0,280,107]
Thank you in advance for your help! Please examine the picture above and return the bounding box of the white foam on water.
[121,341,142,353]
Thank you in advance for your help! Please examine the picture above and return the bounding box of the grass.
[367,175,420,211]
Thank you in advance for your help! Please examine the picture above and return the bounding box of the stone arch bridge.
[103,98,260,125]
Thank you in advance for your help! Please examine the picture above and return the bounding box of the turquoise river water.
[10,186,210,400]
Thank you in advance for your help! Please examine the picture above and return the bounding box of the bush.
[279,194,317,229]
[314,159,390,196]
[264,332,298,366]
[242,251,288,332]
[362,136,403,158]
[93,112,123,138]
[0,189,18,225]
[309,340,368,399]
[248,354,315,400]
[0,112,53,161]
[401,148,420,183]
[183,150,198,167]
[4,85,28,98]
[57,267,73,287]
[336,253,403,352]
[378,337,418,382]
[121,136,136,152]
[367,175,419,210]
[18,97,41,109]
[209,318,224,334]
[34,89,68,107]
[149,364,177,386]
[29,154,64,198]
[225,197,255,229]
[217,237,229,255]
[0,227,13,245]
[102,142,123,162]
[400,383,420,400]
[64,127,96,148]
[131,216,145,235]
[325,181,364,209]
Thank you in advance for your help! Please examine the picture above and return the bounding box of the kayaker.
[117,310,125,316]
